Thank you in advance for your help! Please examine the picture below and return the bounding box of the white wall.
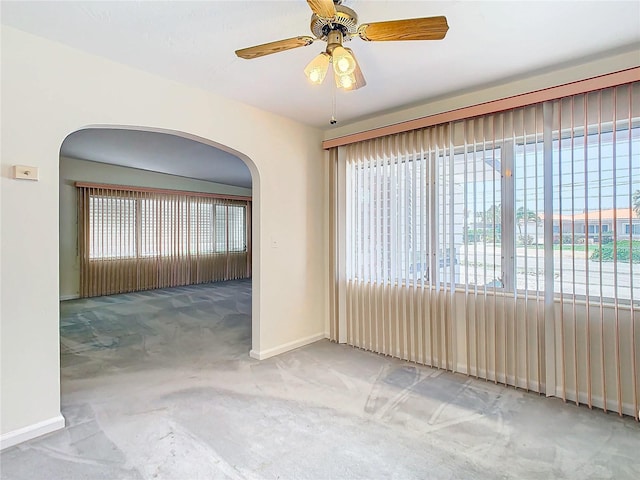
[59,156,253,300]
[0,26,327,446]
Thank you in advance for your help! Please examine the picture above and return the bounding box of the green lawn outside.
[524,242,640,262]
[590,240,640,263]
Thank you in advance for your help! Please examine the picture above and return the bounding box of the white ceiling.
[2,1,639,129]
[61,128,253,189]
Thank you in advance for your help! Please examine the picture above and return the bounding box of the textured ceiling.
[2,1,639,129]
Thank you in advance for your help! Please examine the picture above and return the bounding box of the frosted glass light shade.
[335,72,356,90]
[331,46,356,76]
[304,52,331,85]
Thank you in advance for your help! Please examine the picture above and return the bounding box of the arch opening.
[58,124,261,383]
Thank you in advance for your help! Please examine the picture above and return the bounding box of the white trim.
[249,332,325,360]
[60,294,80,301]
[0,414,65,450]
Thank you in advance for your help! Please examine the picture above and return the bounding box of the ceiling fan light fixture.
[331,46,356,75]
[304,52,331,85]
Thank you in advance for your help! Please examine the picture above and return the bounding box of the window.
[140,198,190,257]
[511,138,546,293]
[625,223,640,235]
[215,204,246,252]
[190,202,215,254]
[88,196,136,259]
[346,84,640,303]
[227,205,247,252]
[444,147,503,288]
[88,193,248,260]
[548,86,640,304]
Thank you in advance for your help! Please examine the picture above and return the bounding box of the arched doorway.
[58,126,261,377]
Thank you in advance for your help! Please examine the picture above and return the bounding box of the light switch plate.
[12,165,39,181]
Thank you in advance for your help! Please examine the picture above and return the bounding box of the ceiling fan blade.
[345,48,366,90]
[306,0,336,19]
[358,16,449,42]
[235,36,315,59]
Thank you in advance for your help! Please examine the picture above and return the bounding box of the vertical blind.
[78,184,251,297]
[333,82,640,418]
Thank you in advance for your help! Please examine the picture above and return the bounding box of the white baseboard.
[250,332,326,360]
[0,414,65,450]
[60,294,80,301]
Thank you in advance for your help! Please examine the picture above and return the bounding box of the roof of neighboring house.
[539,208,639,222]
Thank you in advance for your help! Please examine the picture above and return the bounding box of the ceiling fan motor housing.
[310,4,358,43]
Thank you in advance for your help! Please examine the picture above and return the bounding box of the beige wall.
[59,156,253,299]
[1,26,327,445]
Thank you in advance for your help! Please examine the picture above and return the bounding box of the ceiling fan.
[235,0,449,91]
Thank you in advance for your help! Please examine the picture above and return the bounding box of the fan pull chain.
[331,79,337,124]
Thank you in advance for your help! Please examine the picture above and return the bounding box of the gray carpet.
[1,279,639,479]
